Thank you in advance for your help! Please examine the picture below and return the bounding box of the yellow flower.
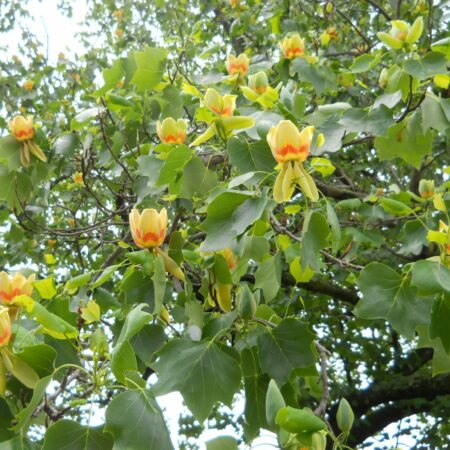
[267,120,314,165]
[419,179,435,199]
[0,272,35,305]
[113,9,123,18]
[73,172,84,185]
[226,53,250,76]
[0,307,11,348]
[377,17,423,49]
[115,28,124,38]
[129,208,168,249]
[280,34,305,59]
[156,118,187,144]
[47,239,57,247]
[218,248,238,270]
[116,80,125,88]
[9,115,34,142]
[204,88,236,117]
[23,80,34,90]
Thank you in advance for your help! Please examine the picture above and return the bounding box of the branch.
[314,342,331,416]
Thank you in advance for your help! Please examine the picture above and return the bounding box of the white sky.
[0,1,423,449]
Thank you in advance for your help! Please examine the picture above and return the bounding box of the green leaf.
[326,203,341,254]
[179,156,218,199]
[105,389,174,450]
[206,436,238,450]
[257,318,316,385]
[301,212,329,271]
[131,325,167,366]
[130,47,167,91]
[404,52,448,80]
[339,105,394,136]
[1,348,40,389]
[380,198,413,216]
[417,325,450,376]
[15,344,56,377]
[0,136,21,171]
[411,260,450,295]
[12,376,52,431]
[153,338,241,421]
[200,191,267,251]
[42,420,113,450]
[65,272,93,291]
[228,136,276,174]
[116,303,153,345]
[91,264,120,289]
[111,340,138,383]
[374,112,433,168]
[350,53,381,73]
[33,277,57,300]
[291,58,336,94]
[276,406,326,433]
[255,253,281,302]
[53,134,79,157]
[32,302,78,339]
[421,94,450,132]
[157,145,193,186]
[355,263,433,338]
[430,294,450,353]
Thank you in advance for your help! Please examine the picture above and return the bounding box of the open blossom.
[267,120,314,164]
[280,34,305,59]
[0,272,35,305]
[204,88,237,117]
[129,208,167,249]
[226,53,250,76]
[0,307,11,348]
[73,172,84,185]
[9,115,34,142]
[156,118,187,144]
[377,17,423,49]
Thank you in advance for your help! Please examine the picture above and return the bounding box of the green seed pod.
[266,379,286,429]
[238,284,257,320]
[276,406,327,433]
[336,397,355,433]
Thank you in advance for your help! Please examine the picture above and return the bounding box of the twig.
[314,342,331,416]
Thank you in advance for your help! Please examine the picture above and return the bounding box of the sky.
[0,1,421,449]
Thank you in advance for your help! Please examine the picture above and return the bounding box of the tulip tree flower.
[129,208,185,281]
[280,34,305,59]
[191,88,255,146]
[377,17,423,49]
[73,172,84,185]
[226,53,250,77]
[156,117,187,144]
[419,179,435,199]
[240,71,279,108]
[0,307,11,348]
[0,272,35,305]
[267,120,319,203]
[9,115,47,168]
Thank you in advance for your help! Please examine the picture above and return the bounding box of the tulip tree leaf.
[411,260,450,295]
[105,390,174,450]
[300,212,329,271]
[228,136,276,174]
[339,104,394,136]
[417,325,450,376]
[257,318,317,386]
[206,436,239,450]
[42,420,113,450]
[255,252,281,302]
[153,338,241,422]
[355,262,433,339]
[130,47,167,91]
[404,52,448,80]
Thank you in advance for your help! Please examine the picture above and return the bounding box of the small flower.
[113,9,123,18]
[156,118,187,144]
[73,172,84,185]
[280,34,305,59]
[248,71,268,94]
[267,120,314,164]
[0,272,35,305]
[9,115,34,142]
[47,239,57,247]
[204,88,237,117]
[23,80,34,90]
[419,179,435,199]
[116,80,125,88]
[129,208,168,249]
[0,307,12,348]
[226,53,250,76]
[377,17,423,49]
[115,28,124,38]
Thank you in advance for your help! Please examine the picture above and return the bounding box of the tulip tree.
[0,0,449,449]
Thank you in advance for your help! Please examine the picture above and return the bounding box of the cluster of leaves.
[0,0,449,449]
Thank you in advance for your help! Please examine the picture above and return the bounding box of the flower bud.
[311,431,327,450]
[237,285,257,320]
[280,34,305,59]
[226,53,250,76]
[156,117,187,144]
[267,120,314,164]
[248,71,269,94]
[379,68,389,89]
[419,179,435,199]
[9,115,34,142]
[0,307,11,348]
[316,133,325,148]
[0,272,35,305]
[115,28,123,38]
[434,74,450,90]
[113,9,123,19]
[129,208,167,249]
[336,397,355,433]
[204,88,236,117]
